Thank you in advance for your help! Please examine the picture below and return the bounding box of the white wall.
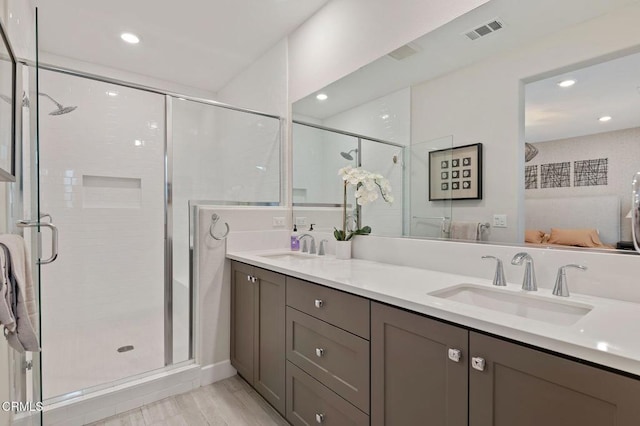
[40,53,216,99]
[411,3,640,243]
[217,39,289,117]
[323,88,410,145]
[526,127,640,240]
[288,0,490,102]
[195,207,290,371]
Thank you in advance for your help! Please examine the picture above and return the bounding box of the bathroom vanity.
[228,251,640,426]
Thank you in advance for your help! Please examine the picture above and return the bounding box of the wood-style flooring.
[87,375,288,426]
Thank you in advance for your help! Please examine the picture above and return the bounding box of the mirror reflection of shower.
[340,148,358,161]
[2,92,78,115]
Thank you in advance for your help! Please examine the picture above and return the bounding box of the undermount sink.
[429,284,593,326]
[258,252,316,262]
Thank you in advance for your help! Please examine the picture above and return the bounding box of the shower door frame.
[26,62,285,401]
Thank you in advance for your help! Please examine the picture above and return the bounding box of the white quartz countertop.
[227,249,640,377]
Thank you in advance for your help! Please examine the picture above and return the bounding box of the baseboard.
[200,360,237,386]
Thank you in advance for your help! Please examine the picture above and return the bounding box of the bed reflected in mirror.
[524,51,640,253]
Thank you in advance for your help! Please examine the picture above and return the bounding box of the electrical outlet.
[272,217,285,227]
[492,214,507,228]
[295,217,307,226]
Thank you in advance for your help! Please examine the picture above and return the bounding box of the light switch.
[493,214,507,228]
[272,217,285,227]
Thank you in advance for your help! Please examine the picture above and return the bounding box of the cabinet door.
[371,302,468,426]
[254,267,286,415]
[230,261,255,384]
[470,332,640,426]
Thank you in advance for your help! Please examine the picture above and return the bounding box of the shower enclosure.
[8,58,282,423]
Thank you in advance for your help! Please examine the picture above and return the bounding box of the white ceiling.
[293,0,639,121]
[525,52,640,143]
[34,0,329,92]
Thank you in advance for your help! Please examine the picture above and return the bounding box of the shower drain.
[117,345,135,353]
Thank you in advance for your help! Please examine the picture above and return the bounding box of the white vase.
[335,240,352,260]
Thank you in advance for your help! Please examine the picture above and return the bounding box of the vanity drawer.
[287,362,369,426]
[286,277,370,339]
[287,307,370,413]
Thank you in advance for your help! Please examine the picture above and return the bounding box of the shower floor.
[42,281,190,401]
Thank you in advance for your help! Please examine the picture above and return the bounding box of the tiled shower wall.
[39,70,166,399]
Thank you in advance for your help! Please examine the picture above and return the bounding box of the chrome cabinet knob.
[314,299,324,308]
[448,348,462,363]
[472,356,486,371]
[315,348,325,357]
[315,413,325,424]
[246,275,251,282]
[251,276,257,283]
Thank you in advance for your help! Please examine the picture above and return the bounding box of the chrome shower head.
[49,105,77,116]
[39,93,77,116]
[340,149,358,161]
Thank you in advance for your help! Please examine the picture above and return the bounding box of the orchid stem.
[343,180,347,240]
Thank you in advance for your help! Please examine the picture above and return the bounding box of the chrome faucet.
[298,234,316,254]
[318,239,328,256]
[553,264,587,297]
[511,252,537,291]
[481,255,506,286]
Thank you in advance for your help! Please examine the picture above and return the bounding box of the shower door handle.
[16,219,59,264]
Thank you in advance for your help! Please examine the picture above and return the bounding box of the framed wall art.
[429,143,482,201]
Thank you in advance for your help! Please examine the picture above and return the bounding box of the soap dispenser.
[291,225,300,251]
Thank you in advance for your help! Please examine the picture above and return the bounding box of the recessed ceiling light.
[380,114,390,120]
[134,139,145,147]
[106,91,118,97]
[557,79,576,88]
[598,116,612,122]
[120,33,140,44]
[316,93,328,101]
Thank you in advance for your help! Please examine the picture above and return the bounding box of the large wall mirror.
[292,0,640,254]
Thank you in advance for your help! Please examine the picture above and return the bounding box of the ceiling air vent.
[464,18,504,41]
[387,43,421,61]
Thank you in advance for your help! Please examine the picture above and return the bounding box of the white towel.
[0,249,16,331]
[449,221,481,241]
[0,235,40,352]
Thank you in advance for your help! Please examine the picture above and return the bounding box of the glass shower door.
[36,69,167,401]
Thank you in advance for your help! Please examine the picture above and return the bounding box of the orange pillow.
[525,229,546,244]
[547,228,604,248]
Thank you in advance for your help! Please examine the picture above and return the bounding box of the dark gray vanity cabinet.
[230,261,255,384]
[230,261,286,415]
[286,277,371,425]
[469,332,640,426]
[372,301,640,426]
[371,302,469,426]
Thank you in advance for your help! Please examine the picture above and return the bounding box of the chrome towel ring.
[209,213,230,240]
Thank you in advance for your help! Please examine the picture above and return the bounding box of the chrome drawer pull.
[315,348,324,357]
[315,413,325,423]
[314,299,324,308]
[448,348,461,363]
[472,356,486,371]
